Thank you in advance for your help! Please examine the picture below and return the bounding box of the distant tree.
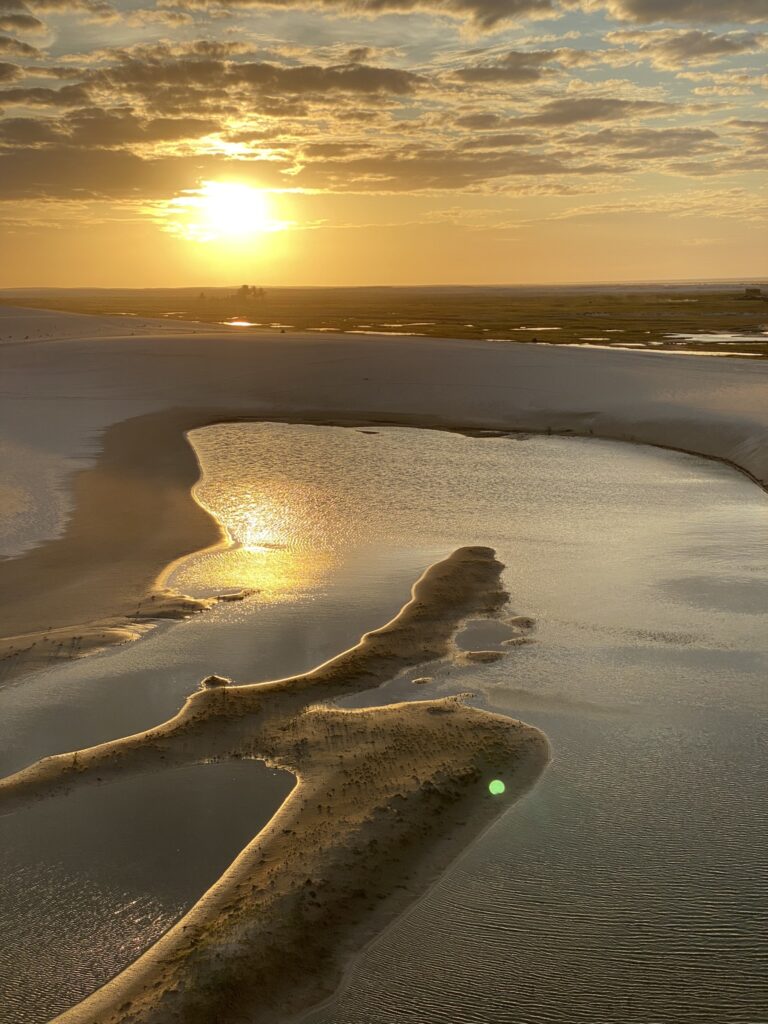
[234,285,266,299]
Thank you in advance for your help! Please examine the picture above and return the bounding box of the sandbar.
[0,547,549,1024]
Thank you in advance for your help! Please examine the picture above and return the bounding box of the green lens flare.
[489,779,506,796]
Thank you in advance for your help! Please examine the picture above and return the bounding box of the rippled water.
[0,761,293,1023]
[1,425,766,1023]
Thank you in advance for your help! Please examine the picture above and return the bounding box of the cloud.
[455,112,504,128]
[609,29,767,69]
[290,144,612,190]
[0,144,292,198]
[0,33,39,54]
[594,0,768,24]
[0,113,60,140]
[509,95,674,125]
[0,58,20,79]
[59,108,222,146]
[570,125,723,158]
[25,0,116,19]
[162,0,559,31]
[454,49,559,83]
[89,56,424,100]
[0,14,44,32]
[458,130,540,148]
[0,83,91,104]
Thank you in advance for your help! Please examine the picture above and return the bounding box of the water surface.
[0,424,765,1023]
[0,761,293,1023]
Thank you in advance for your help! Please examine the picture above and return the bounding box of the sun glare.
[165,181,287,243]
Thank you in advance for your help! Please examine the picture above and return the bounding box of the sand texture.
[0,547,549,1024]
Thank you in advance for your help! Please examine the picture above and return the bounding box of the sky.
[0,0,766,285]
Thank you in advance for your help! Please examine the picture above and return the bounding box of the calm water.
[0,761,294,1023]
[0,424,766,1022]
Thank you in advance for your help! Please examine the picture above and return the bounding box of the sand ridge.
[0,546,549,1024]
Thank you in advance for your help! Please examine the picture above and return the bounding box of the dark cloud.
[510,96,674,126]
[0,33,39,55]
[459,130,539,149]
[0,113,59,140]
[0,59,21,80]
[89,56,424,100]
[610,29,767,69]
[454,50,558,84]
[0,83,91,105]
[0,0,44,31]
[25,0,115,18]
[598,0,768,23]
[0,13,43,30]
[571,125,723,158]
[62,108,221,145]
[0,144,289,198]
[165,0,558,30]
[455,112,503,128]
[727,118,768,154]
[291,144,614,191]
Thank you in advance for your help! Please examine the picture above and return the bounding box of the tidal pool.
[0,424,765,1023]
[0,761,294,1024]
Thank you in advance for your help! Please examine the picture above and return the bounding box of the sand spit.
[0,408,258,679]
[0,546,548,1024]
[0,589,253,676]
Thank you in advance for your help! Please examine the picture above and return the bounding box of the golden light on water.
[230,498,290,553]
[162,181,289,243]
[172,481,337,601]
[177,545,333,602]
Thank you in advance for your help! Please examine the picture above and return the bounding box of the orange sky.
[0,0,766,284]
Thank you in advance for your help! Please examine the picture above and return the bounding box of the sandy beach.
[1,305,767,1023]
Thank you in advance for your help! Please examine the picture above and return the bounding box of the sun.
[164,181,287,243]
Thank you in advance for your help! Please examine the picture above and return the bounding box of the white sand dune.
[2,308,766,546]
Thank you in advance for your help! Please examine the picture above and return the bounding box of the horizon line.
[1,276,767,292]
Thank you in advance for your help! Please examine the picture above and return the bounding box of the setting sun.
[164,181,287,243]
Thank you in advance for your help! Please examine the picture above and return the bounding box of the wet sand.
[0,547,548,1024]
[0,408,242,672]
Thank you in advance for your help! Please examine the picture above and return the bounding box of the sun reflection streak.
[173,481,338,601]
